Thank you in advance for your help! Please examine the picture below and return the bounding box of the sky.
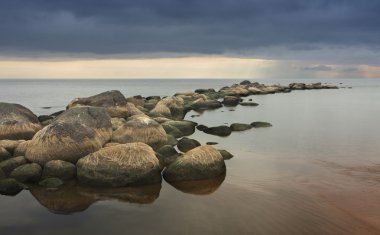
[0,0,379,79]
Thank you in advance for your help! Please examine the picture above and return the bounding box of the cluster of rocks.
[0,80,337,196]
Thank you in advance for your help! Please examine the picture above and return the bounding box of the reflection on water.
[168,173,225,195]
[29,181,162,214]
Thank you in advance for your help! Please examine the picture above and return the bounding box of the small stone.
[218,150,234,160]
[239,102,259,107]
[10,163,42,183]
[42,160,76,181]
[196,124,208,131]
[206,142,218,145]
[177,137,201,153]
[251,122,272,128]
[0,156,27,175]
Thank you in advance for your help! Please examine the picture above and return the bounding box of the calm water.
[1,79,380,235]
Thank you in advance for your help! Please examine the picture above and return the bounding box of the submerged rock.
[112,116,167,150]
[39,177,64,189]
[42,160,76,181]
[163,145,226,182]
[25,107,112,165]
[222,96,241,106]
[9,163,42,183]
[251,121,272,128]
[239,102,259,107]
[0,178,26,196]
[0,102,42,140]
[203,125,232,137]
[177,137,201,153]
[164,120,197,136]
[230,123,253,131]
[196,124,208,131]
[0,156,27,175]
[77,143,162,187]
[168,173,226,195]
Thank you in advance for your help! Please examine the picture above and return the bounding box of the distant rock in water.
[163,145,226,182]
[150,96,185,120]
[203,125,232,137]
[67,90,143,118]
[251,122,272,128]
[0,102,42,140]
[25,107,112,165]
[230,123,252,131]
[77,143,162,187]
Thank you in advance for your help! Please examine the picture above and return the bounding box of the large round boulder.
[25,107,112,165]
[0,102,42,140]
[77,143,162,187]
[163,145,226,182]
[67,90,143,118]
[112,116,167,150]
[150,96,185,119]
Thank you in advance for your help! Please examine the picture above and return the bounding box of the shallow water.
[1,78,380,234]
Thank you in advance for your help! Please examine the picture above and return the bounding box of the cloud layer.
[1,0,379,63]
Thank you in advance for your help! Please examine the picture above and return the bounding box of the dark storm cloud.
[0,0,379,59]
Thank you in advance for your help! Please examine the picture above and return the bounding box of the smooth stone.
[196,124,208,131]
[218,150,234,160]
[77,143,162,187]
[0,147,12,161]
[230,123,253,131]
[165,134,178,146]
[0,178,26,196]
[163,145,226,182]
[191,100,222,110]
[162,123,184,138]
[157,145,178,158]
[206,142,218,145]
[251,121,272,128]
[164,120,197,136]
[203,125,232,137]
[42,160,76,181]
[239,102,259,106]
[222,96,240,106]
[177,137,201,153]
[10,163,42,183]
[39,177,64,189]
[0,156,27,175]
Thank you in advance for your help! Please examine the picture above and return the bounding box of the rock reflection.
[167,173,226,195]
[29,181,161,214]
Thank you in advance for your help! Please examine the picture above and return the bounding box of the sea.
[1,78,380,235]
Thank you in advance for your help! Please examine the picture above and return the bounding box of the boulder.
[112,116,167,150]
[111,117,127,131]
[25,107,112,165]
[177,137,201,153]
[0,147,11,161]
[77,143,162,187]
[161,123,183,138]
[196,124,208,131]
[0,156,27,175]
[230,123,253,131]
[203,125,232,137]
[0,102,42,140]
[150,96,184,119]
[240,80,252,85]
[218,150,234,160]
[13,141,30,157]
[251,121,272,128]
[165,134,178,146]
[42,160,76,180]
[163,145,226,182]
[164,120,197,136]
[222,96,240,106]
[0,178,26,196]
[9,163,42,183]
[67,90,143,118]
[191,100,222,110]
[156,145,181,166]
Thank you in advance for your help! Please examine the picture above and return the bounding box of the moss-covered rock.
[42,160,76,181]
[0,156,27,175]
[0,178,26,196]
[230,123,253,131]
[9,163,42,183]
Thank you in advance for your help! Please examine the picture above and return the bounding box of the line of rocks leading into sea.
[0,80,338,196]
